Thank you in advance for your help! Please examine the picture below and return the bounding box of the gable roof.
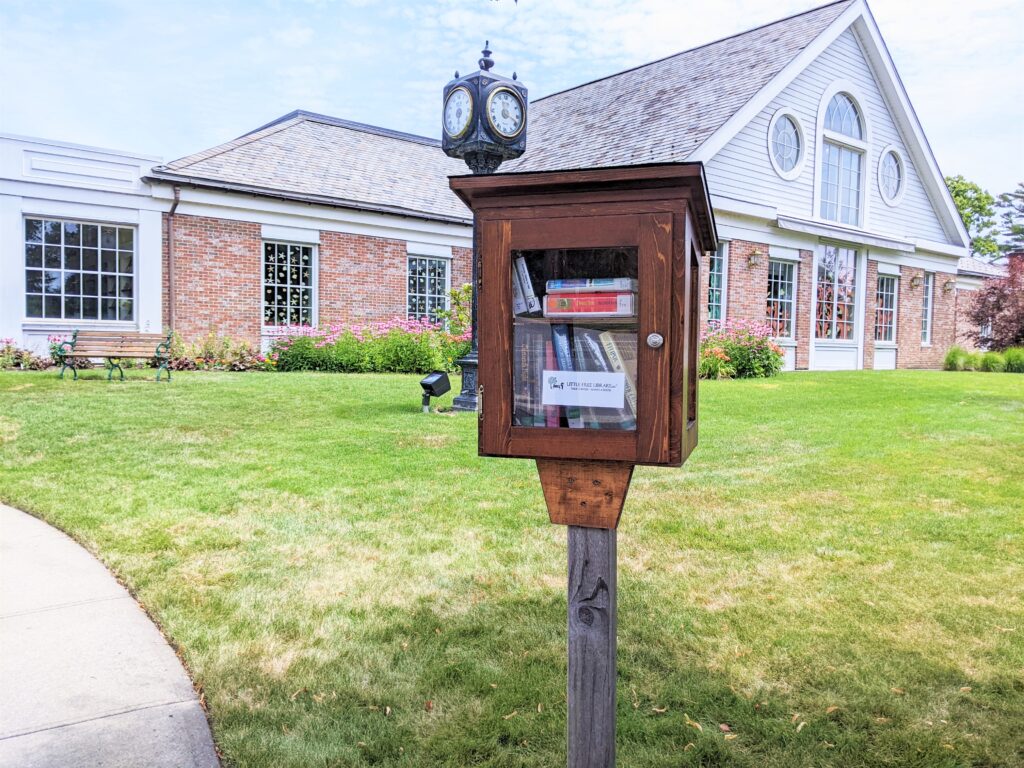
[148,111,471,224]
[508,0,855,172]
[508,0,968,250]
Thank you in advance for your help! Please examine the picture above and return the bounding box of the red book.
[543,291,636,317]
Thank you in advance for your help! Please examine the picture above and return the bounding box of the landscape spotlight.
[419,371,451,413]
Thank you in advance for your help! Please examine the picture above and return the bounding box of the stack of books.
[513,323,638,430]
[512,256,638,320]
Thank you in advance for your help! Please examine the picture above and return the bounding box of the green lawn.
[1,369,1022,767]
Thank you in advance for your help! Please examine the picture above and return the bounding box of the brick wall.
[163,212,472,345]
[955,289,981,349]
[163,213,262,344]
[862,260,879,370]
[896,267,956,368]
[794,249,813,370]
[318,230,406,325]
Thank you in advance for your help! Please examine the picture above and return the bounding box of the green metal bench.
[57,330,173,381]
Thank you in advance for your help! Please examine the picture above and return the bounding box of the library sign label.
[542,371,625,409]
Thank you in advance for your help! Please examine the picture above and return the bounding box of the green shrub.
[699,321,783,379]
[979,351,1006,372]
[698,346,736,379]
[943,345,969,371]
[271,318,470,375]
[962,352,983,371]
[168,331,269,371]
[1004,347,1024,373]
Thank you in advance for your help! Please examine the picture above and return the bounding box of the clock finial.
[479,41,494,71]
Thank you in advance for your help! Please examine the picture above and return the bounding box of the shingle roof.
[507,0,854,172]
[150,111,471,223]
[957,256,1007,278]
[149,1,854,221]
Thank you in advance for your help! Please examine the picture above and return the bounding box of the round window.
[772,115,801,173]
[879,149,904,204]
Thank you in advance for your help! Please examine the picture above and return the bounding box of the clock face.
[486,87,525,139]
[443,87,473,139]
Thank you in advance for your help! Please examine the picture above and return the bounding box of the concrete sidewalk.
[0,504,219,768]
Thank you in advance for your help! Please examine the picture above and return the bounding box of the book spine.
[550,324,584,428]
[511,267,528,315]
[576,328,636,430]
[544,341,559,428]
[532,325,548,426]
[600,332,638,418]
[545,278,638,293]
[572,332,601,429]
[514,256,542,314]
[543,292,636,317]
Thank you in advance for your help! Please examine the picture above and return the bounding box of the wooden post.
[567,525,616,768]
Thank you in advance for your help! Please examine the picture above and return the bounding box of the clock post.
[441,42,527,411]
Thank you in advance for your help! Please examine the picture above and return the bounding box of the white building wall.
[706,28,949,245]
[0,135,165,352]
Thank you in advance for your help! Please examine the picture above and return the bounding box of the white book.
[514,255,542,314]
[511,267,528,314]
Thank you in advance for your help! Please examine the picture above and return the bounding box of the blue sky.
[1,0,1021,196]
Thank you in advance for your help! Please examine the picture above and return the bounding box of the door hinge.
[477,384,483,419]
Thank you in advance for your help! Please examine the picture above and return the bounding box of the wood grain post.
[567,525,616,768]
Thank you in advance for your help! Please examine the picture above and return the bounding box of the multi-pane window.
[820,93,864,226]
[407,256,448,322]
[875,275,897,342]
[24,218,134,321]
[766,260,795,338]
[921,272,934,344]
[880,151,902,201]
[815,245,857,340]
[263,242,314,326]
[821,142,862,225]
[707,242,726,325]
[771,115,801,173]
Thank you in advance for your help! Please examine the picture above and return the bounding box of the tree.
[945,175,999,260]
[966,256,1024,350]
[996,182,1024,254]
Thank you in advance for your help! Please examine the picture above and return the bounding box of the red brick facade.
[698,238,959,370]
[163,213,472,345]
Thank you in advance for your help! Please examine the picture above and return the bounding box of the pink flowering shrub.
[1,338,50,371]
[699,319,783,379]
[168,332,271,372]
[270,317,471,374]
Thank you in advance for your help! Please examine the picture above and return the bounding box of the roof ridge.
[241,110,440,147]
[534,0,855,104]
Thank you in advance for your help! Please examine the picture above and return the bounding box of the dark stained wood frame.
[450,163,717,469]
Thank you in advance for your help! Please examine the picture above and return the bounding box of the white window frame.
[874,274,898,344]
[877,145,906,206]
[261,240,318,329]
[813,81,871,229]
[921,272,934,345]
[766,259,797,340]
[406,253,451,323]
[767,107,806,181]
[707,240,729,326]
[23,215,138,325]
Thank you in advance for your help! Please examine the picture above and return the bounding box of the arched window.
[819,91,867,226]
[824,93,862,139]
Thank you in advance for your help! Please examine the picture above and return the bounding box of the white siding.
[706,28,949,244]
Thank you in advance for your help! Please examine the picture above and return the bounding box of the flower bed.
[269,318,471,374]
[699,320,784,379]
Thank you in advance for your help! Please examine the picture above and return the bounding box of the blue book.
[549,324,584,428]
